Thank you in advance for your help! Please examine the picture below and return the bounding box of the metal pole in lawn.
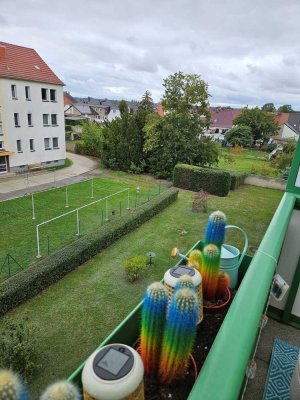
[127,189,130,209]
[105,199,109,221]
[31,193,36,220]
[135,187,140,208]
[36,225,41,258]
[76,209,80,236]
[65,186,69,208]
[91,177,94,199]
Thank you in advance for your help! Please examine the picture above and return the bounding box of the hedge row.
[0,188,179,316]
[227,171,247,190]
[173,164,231,196]
[74,142,99,158]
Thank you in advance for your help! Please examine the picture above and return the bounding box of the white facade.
[0,78,66,173]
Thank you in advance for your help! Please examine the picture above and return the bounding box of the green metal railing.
[188,192,296,400]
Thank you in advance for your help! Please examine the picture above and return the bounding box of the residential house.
[209,107,242,134]
[271,113,299,144]
[0,42,65,173]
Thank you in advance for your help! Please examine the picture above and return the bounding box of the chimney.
[0,45,6,58]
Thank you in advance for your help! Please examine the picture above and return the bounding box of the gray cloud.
[1,0,300,108]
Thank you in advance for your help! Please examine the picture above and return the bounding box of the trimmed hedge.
[75,142,99,158]
[227,171,247,190]
[173,164,231,197]
[0,188,179,316]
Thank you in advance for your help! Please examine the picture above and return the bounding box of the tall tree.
[278,104,294,113]
[233,107,279,142]
[143,113,218,178]
[161,71,211,127]
[118,99,129,116]
[139,90,154,112]
[225,125,253,147]
[261,103,276,112]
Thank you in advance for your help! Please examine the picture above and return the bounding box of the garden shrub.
[124,255,147,282]
[225,171,247,190]
[0,319,38,380]
[75,142,99,157]
[173,164,231,196]
[0,188,178,315]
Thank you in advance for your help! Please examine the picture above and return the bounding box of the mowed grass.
[0,178,163,280]
[0,182,283,398]
[217,148,278,177]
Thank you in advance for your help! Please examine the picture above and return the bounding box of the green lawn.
[0,178,163,280]
[0,183,283,397]
[217,148,278,177]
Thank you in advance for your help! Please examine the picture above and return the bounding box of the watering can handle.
[225,225,248,269]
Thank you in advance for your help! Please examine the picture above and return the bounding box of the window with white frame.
[29,139,35,151]
[50,89,56,102]
[52,137,59,149]
[11,84,17,99]
[25,86,31,100]
[43,114,49,126]
[16,139,22,152]
[51,114,57,125]
[28,113,33,126]
[14,113,20,127]
[41,88,48,101]
[44,137,51,150]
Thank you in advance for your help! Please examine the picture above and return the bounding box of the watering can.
[221,225,248,289]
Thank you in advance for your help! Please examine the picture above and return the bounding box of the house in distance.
[0,41,65,174]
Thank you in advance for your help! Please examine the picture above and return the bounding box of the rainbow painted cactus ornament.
[140,282,168,376]
[159,288,198,385]
[205,210,227,249]
[0,370,28,400]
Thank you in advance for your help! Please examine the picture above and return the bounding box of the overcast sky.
[1,0,300,109]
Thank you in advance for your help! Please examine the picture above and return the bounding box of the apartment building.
[0,42,65,173]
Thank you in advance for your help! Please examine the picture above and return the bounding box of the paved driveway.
[0,152,99,200]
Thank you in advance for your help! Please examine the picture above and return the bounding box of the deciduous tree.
[278,104,294,113]
[225,125,253,147]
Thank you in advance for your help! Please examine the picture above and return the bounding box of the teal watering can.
[220,225,248,289]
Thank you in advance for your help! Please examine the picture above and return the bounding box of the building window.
[41,88,48,101]
[14,113,20,127]
[44,138,51,150]
[50,89,56,102]
[0,141,4,150]
[16,140,22,152]
[25,86,31,100]
[11,84,17,99]
[28,113,33,126]
[30,139,35,152]
[52,137,59,149]
[43,114,49,126]
[51,114,57,125]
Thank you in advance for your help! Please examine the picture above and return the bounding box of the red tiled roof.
[210,108,242,129]
[0,42,64,86]
[274,112,289,126]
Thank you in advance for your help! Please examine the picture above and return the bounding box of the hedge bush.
[173,164,231,196]
[75,142,99,157]
[227,171,247,190]
[0,188,179,315]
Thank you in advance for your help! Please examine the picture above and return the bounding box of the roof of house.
[287,113,300,134]
[0,41,64,85]
[274,112,290,126]
[285,122,300,135]
[209,108,242,128]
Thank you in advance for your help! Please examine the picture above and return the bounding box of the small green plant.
[40,381,80,400]
[0,320,38,381]
[123,255,147,283]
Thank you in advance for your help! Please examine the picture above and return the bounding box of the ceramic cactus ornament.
[140,282,168,376]
[201,244,220,300]
[205,210,227,249]
[40,381,80,400]
[174,274,196,292]
[215,271,230,299]
[187,249,202,272]
[0,370,28,400]
[159,288,198,385]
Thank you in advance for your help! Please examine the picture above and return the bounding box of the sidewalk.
[0,152,99,201]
